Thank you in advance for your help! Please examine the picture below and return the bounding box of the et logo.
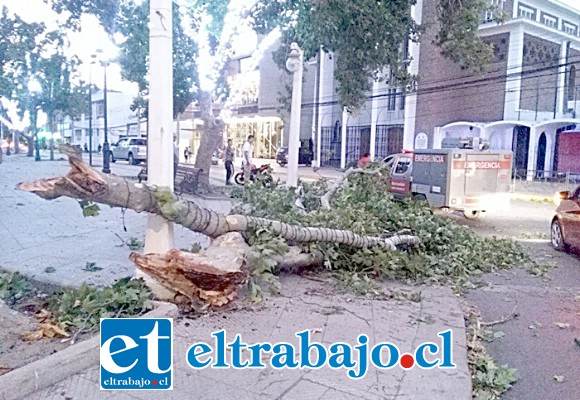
[100,318,173,390]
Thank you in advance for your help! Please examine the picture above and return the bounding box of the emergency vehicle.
[384,138,513,219]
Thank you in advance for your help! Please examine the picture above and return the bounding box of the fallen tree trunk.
[17,156,421,251]
[17,155,420,307]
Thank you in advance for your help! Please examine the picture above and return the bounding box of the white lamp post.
[285,43,303,188]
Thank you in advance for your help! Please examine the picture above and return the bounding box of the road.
[85,154,344,186]
[4,153,578,398]
[455,202,580,400]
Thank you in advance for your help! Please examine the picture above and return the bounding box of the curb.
[0,301,178,400]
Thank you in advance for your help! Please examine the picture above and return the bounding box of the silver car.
[110,138,147,165]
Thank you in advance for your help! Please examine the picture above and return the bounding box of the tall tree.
[251,0,497,112]
[0,6,47,154]
[115,0,199,119]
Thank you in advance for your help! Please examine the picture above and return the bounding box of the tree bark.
[16,155,420,251]
[194,91,224,190]
[21,133,34,157]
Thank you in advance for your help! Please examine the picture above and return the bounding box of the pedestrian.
[173,141,178,180]
[224,139,234,185]
[242,135,254,183]
[98,144,102,153]
[83,143,88,153]
[184,147,189,163]
[358,153,371,168]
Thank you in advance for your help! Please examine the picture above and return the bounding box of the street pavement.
[455,201,580,400]
[0,153,471,399]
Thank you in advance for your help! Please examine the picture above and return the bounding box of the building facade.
[409,0,580,177]
[68,89,144,150]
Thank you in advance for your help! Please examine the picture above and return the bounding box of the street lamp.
[94,49,111,174]
[28,79,42,161]
[88,54,98,166]
[285,42,304,188]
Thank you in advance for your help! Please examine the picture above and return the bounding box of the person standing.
[184,146,189,163]
[224,139,234,185]
[242,135,254,183]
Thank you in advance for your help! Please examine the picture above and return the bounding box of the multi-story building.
[408,0,580,177]
[293,0,580,176]
[68,89,144,150]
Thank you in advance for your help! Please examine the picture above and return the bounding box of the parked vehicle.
[110,137,147,165]
[212,152,219,165]
[234,164,273,186]
[383,144,513,219]
[551,185,580,252]
[276,146,313,167]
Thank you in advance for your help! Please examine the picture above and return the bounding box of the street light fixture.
[28,79,42,161]
[94,49,111,174]
[285,42,304,188]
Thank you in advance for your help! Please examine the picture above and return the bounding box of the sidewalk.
[17,276,471,400]
[0,154,473,399]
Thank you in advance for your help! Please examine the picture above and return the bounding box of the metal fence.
[512,170,580,194]
[320,126,341,168]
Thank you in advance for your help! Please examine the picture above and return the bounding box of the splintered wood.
[130,233,249,307]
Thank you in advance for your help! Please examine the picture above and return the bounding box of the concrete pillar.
[526,126,537,181]
[286,43,304,188]
[556,41,569,117]
[504,25,524,120]
[315,50,325,168]
[433,127,443,149]
[403,0,422,151]
[144,0,174,265]
[370,80,379,159]
[340,108,348,169]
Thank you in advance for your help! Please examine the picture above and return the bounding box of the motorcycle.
[234,164,273,186]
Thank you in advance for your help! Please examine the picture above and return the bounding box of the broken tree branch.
[17,156,420,251]
[321,164,391,209]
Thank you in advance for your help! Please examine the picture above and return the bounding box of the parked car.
[212,152,219,165]
[551,185,580,252]
[110,137,147,165]
[276,146,313,167]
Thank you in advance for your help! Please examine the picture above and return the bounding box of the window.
[541,14,557,29]
[388,89,397,111]
[484,0,504,22]
[399,92,406,110]
[568,65,576,101]
[95,100,105,118]
[564,22,578,36]
[518,5,535,20]
[394,158,411,174]
[130,139,147,146]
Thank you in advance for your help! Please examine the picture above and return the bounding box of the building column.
[370,80,379,159]
[315,49,325,167]
[526,126,537,181]
[403,0,423,150]
[504,25,524,120]
[546,132,555,173]
[340,108,348,169]
[556,41,569,117]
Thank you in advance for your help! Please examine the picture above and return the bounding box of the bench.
[137,164,204,195]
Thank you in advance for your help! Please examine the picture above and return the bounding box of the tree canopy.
[252,0,497,112]
[115,0,199,119]
[0,6,85,141]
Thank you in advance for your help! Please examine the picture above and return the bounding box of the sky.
[1,0,580,95]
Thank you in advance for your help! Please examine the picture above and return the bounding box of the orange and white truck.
[384,146,513,219]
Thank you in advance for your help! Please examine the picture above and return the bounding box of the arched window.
[568,65,576,101]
